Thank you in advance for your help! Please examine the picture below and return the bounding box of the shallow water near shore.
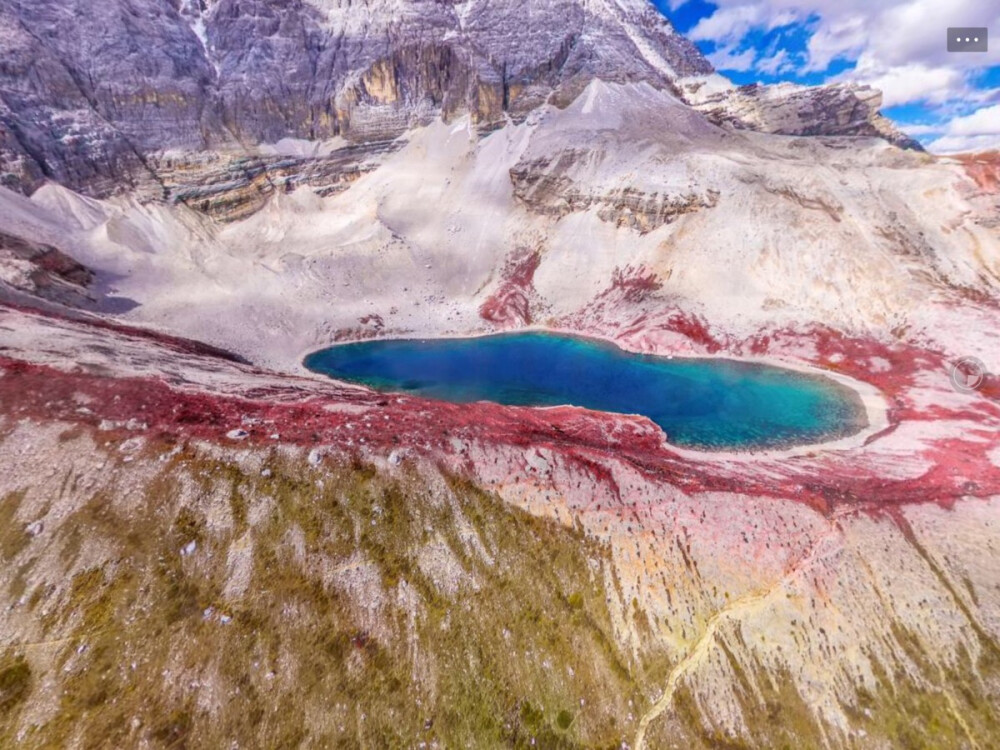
[304,332,868,451]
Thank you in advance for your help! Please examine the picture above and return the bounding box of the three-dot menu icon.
[948,27,988,52]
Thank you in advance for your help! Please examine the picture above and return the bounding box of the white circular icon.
[950,356,986,393]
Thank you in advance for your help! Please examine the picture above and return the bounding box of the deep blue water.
[303,332,867,451]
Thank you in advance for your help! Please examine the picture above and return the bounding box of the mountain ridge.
[1,3,999,748]
[0,0,918,203]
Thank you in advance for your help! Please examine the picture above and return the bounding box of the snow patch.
[257,137,350,158]
[597,0,676,81]
[581,81,600,115]
[990,447,1000,469]
[179,0,218,75]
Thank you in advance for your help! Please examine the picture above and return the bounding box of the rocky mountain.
[684,79,924,150]
[0,229,95,308]
[0,1,999,748]
[0,0,918,212]
[0,0,709,197]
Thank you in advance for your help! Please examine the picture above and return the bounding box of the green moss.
[0,656,31,713]
[151,707,193,747]
[0,491,28,561]
[30,437,999,750]
[0,441,641,748]
[173,506,205,545]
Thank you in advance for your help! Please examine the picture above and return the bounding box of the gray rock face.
[157,138,402,221]
[686,81,923,150]
[0,0,215,195]
[511,151,720,234]
[0,0,922,205]
[0,230,96,308]
[0,0,711,197]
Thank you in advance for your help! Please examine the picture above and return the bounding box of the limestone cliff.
[0,0,709,198]
[685,79,923,150]
[0,0,917,208]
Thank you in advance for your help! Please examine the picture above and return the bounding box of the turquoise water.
[304,332,867,451]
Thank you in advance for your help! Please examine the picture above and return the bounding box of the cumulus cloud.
[689,5,767,43]
[707,44,759,71]
[689,5,797,44]
[842,59,969,106]
[803,14,866,72]
[897,123,942,136]
[676,0,1000,151]
[925,104,1000,152]
[926,133,1000,153]
[945,103,1000,135]
[756,47,793,75]
[682,0,1000,106]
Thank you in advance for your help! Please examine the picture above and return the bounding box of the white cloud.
[689,5,797,45]
[804,14,867,72]
[926,133,1000,153]
[689,5,767,44]
[707,44,758,72]
[683,0,1000,107]
[945,103,1000,135]
[925,104,1000,153]
[757,47,793,75]
[898,123,941,136]
[845,58,969,106]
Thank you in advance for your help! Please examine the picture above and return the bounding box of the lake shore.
[302,327,889,459]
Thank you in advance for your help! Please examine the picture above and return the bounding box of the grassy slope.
[2,426,999,749]
[0,436,646,748]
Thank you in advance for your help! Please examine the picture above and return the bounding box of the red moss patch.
[480,250,542,327]
[954,151,1000,194]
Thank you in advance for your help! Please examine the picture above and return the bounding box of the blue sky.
[652,0,1000,152]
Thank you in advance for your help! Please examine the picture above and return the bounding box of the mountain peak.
[0,0,713,197]
[0,0,919,202]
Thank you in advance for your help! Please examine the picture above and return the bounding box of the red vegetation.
[358,314,385,331]
[610,265,662,304]
[3,301,1000,517]
[3,322,999,517]
[661,310,722,352]
[1,300,249,364]
[480,250,542,326]
[955,151,1000,193]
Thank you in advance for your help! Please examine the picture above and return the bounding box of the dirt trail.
[633,524,844,749]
